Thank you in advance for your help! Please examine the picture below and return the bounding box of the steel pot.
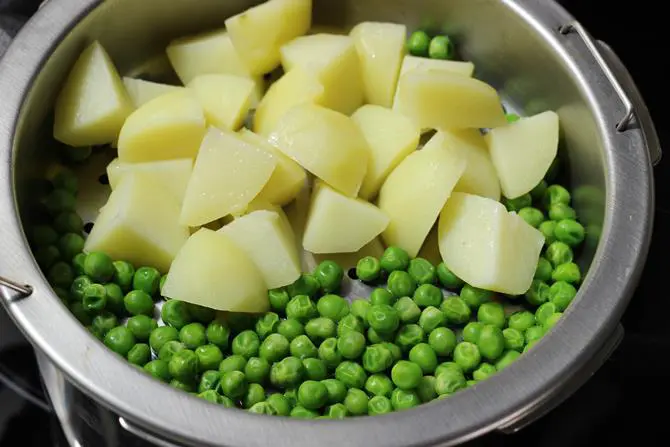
[0,0,660,446]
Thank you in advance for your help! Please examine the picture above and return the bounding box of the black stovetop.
[0,1,667,446]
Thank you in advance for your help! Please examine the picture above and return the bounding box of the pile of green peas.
[406,30,454,60]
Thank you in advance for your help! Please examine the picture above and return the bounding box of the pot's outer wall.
[0,0,655,446]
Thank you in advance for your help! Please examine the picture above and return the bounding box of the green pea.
[324,403,348,418]
[543,312,562,330]
[35,245,61,270]
[552,262,581,284]
[344,388,369,415]
[219,354,247,373]
[161,299,192,330]
[169,379,195,393]
[198,389,222,404]
[362,344,393,373]
[534,258,553,282]
[384,342,403,363]
[317,294,350,322]
[277,318,305,341]
[508,311,536,332]
[453,342,481,372]
[102,283,124,315]
[428,327,457,356]
[232,330,260,359]
[126,315,157,342]
[305,317,336,343]
[367,327,394,344]
[539,220,557,245]
[435,362,463,378]
[525,325,545,344]
[270,356,304,389]
[554,219,585,247]
[128,343,152,366]
[286,295,318,323]
[91,312,117,339]
[287,274,320,298]
[302,358,328,381]
[198,370,221,393]
[337,331,366,360]
[462,322,483,344]
[414,375,436,402]
[436,263,464,289]
[57,234,84,263]
[290,405,318,419]
[335,361,367,389]
[530,180,548,202]
[132,267,161,296]
[187,304,215,325]
[391,360,422,390]
[504,194,532,212]
[218,370,248,399]
[82,284,107,313]
[391,388,420,411]
[206,319,231,350]
[104,326,136,357]
[477,302,505,329]
[549,203,577,221]
[366,304,400,334]
[413,284,442,308]
[472,363,497,381]
[220,395,237,408]
[144,359,171,383]
[523,340,540,353]
[69,275,92,301]
[322,378,348,404]
[53,212,84,234]
[195,344,224,372]
[290,334,318,360]
[179,323,207,350]
[502,328,525,351]
[535,302,558,326]
[297,380,328,410]
[314,260,344,293]
[460,285,493,310]
[477,325,505,361]
[31,225,59,247]
[356,256,382,282]
[243,383,266,409]
[69,301,92,325]
[393,296,420,324]
[407,258,435,285]
[43,189,76,215]
[112,261,135,292]
[505,113,521,123]
[418,306,445,333]
[367,395,393,415]
[124,290,154,316]
[149,326,179,353]
[158,340,186,362]
[495,350,521,370]
[267,393,292,416]
[48,261,74,288]
[318,337,342,370]
[428,35,453,60]
[549,281,577,311]
[259,333,290,363]
[337,314,365,337]
[387,271,416,298]
[395,324,425,352]
[364,373,393,398]
[407,30,431,57]
[525,280,550,306]
[408,343,438,374]
[435,368,467,395]
[543,184,571,208]
[518,207,545,228]
[83,252,114,283]
[440,296,471,325]
[268,288,290,313]
[369,288,396,306]
[255,312,280,340]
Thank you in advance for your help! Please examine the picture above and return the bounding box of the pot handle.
[559,21,662,166]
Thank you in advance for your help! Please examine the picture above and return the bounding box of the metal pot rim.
[0,0,655,446]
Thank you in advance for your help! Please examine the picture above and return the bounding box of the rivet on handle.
[0,276,33,302]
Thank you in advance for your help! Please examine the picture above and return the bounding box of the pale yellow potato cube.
[180,127,277,227]
[350,22,406,107]
[117,90,206,163]
[485,111,560,199]
[395,70,506,131]
[84,171,190,272]
[219,210,301,288]
[188,74,255,131]
[268,104,369,197]
[378,133,467,257]
[225,0,312,75]
[253,67,324,136]
[122,77,184,109]
[351,105,420,200]
[284,183,312,265]
[162,228,269,312]
[232,197,295,246]
[238,128,306,205]
[424,129,501,201]
[279,33,363,115]
[312,237,385,271]
[106,157,193,206]
[303,182,389,254]
[417,226,442,266]
[438,193,544,295]
[54,41,133,147]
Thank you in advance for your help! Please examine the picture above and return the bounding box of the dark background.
[0,0,667,446]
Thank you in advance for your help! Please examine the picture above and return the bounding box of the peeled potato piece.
[162,228,269,313]
[188,74,255,131]
[122,77,184,109]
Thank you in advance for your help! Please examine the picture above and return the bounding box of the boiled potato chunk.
[279,33,363,115]
[188,74,255,131]
[106,158,193,206]
[232,197,295,246]
[54,41,133,146]
[395,70,506,130]
[303,182,389,254]
[117,90,206,163]
[269,103,369,197]
[485,111,560,199]
[351,105,420,200]
[180,127,277,227]
[238,128,306,205]
[84,171,190,272]
[424,129,501,201]
[225,0,312,76]
[350,22,406,107]
[438,193,544,295]
[122,77,184,109]
[378,133,467,257]
[253,67,324,136]
[162,228,269,313]
[312,237,385,271]
[219,210,301,288]
[417,226,441,266]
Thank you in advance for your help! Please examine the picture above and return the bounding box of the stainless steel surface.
[118,418,183,447]
[0,0,656,446]
[0,276,33,302]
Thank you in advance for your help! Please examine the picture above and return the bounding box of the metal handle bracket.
[0,276,33,302]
